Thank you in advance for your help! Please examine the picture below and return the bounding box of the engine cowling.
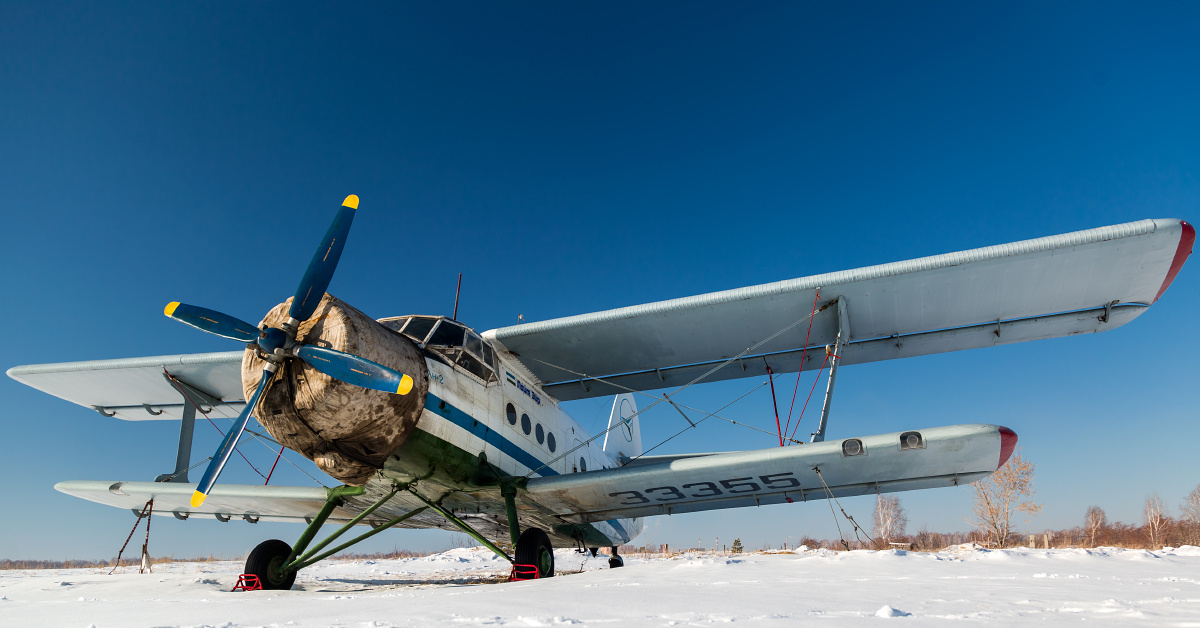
[242,294,429,485]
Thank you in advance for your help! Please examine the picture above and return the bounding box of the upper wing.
[524,424,1009,521]
[487,219,1193,401]
[7,351,246,421]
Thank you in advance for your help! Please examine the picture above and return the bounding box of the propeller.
[168,195,415,507]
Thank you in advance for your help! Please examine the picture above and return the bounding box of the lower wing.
[524,424,1012,521]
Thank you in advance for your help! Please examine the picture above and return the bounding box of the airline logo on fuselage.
[505,371,541,405]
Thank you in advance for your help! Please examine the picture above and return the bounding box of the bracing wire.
[812,465,877,550]
[518,304,829,477]
[165,370,328,488]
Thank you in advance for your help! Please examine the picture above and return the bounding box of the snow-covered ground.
[2,545,1199,627]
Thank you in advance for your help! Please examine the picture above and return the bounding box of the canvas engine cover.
[242,294,429,485]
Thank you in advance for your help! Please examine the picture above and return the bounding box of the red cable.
[788,352,831,443]
[783,290,820,440]
[264,445,285,485]
[164,370,267,480]
[766,366,783,447]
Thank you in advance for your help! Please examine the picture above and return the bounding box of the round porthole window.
[521,413,531,435]
[535,423,545,445]
[547,432,556,452]
[900,431,924,450]
[506,403,517,425]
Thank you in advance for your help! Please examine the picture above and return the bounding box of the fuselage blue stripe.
[425,393,559,477]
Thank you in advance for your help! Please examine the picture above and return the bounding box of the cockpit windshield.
[378,315,496,383]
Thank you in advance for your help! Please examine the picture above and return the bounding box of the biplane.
[8,195,1192,588]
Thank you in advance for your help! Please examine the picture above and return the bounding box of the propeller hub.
[258,327,289,354]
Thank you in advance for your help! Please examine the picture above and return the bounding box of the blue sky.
[2,2,1197,560]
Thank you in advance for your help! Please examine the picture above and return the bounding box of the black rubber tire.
[245,539,297,590]
[515,528,555,578]
[608,555,624,569]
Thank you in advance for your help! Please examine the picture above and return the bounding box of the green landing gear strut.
[244,485,428,590]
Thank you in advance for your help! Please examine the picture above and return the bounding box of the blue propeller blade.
[289,195,358,323]
[190,367,274,507]
[164,302,259,343]
[295,345,414,395]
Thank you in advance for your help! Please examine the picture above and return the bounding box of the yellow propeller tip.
[342,194,359,209]
[190,490,207,508]
[165,302,180,317]
[397,374,414,395]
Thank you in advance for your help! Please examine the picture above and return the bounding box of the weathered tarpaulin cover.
[486,218,1193,401]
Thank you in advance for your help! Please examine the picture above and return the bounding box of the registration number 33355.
[607,472,801,505]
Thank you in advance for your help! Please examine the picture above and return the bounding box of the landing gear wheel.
[515,528,555,578]
[245,539,297,590]
[609,546,624,569]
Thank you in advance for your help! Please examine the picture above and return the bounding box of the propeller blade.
[190,367,275,507]
[289,195,358,323]
[164,302,259,342]
[295,345,414,395]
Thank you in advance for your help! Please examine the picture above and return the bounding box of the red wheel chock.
[509,564,540,581]
[231,574,263,591]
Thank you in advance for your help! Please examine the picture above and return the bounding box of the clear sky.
[2,1,1197,560]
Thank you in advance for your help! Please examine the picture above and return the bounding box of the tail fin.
[602,393,642,461]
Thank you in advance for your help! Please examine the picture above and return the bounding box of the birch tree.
[970,449,1042,547]
[1084,506,1107,547]
[873,494,908,547]
[1181,484,1200,524]
[1145,493,1167,549]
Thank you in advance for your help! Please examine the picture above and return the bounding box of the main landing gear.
[245,539,298,590]
[515,528,555,578]
[235,484,563,590]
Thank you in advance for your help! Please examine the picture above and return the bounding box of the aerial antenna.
[452,272,462,320]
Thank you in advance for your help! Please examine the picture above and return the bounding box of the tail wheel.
[245,539,297,590]
[515,528,555,578]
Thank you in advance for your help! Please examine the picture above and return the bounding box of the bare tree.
[1145,493,1167,549]
[873,494,908,546]
[1181,484,1200,524]
[1085,506,1107,547]
[970,449,1043,547]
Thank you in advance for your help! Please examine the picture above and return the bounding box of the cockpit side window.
[402,317,438,344]
[427,320,466,347]
[456,329,496,382]
[379,317,409,334]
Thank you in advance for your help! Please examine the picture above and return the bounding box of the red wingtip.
[1154,220,1194,303]
[997,427,1018,469]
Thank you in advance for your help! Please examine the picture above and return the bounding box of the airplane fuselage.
[362,314,643,548]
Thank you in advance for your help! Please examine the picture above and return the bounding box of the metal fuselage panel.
[364,353,642,548]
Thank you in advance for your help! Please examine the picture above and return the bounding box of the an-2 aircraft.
[9,195,1193,588]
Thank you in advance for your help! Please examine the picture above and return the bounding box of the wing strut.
[811,296,850,443]
[155,372,223,483]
